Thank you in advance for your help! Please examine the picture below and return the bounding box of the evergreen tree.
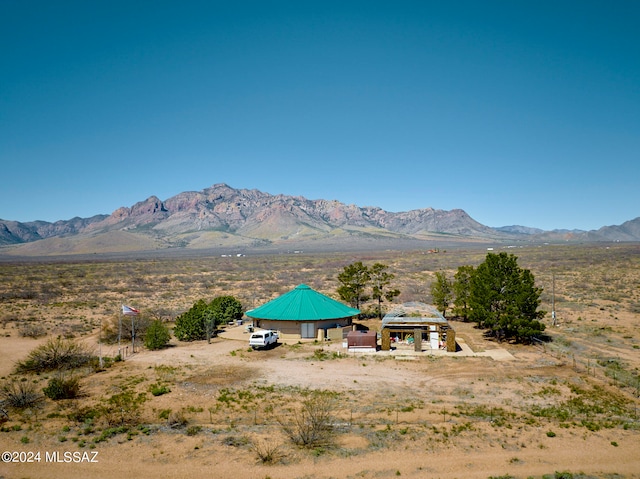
[430,271,453,318]
[144,320,171,350]
[173,299,209,341]
[452,265,474,321]
[336,261,371,309]
[369,263,401,319]
[210,296,243,325]
[174,296,244,342]
[207,295,243,343]
[469,252,545,343]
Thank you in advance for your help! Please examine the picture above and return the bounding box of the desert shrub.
[43,374,82,400]
[279,390,336,448]
[67,406,100,424]
[101,390,147,427]
[149,383,170,396]
[222,435,250,447]
[251,438,284,464]
[166,410,188,428]
[94,425,129,443]
[15,337,95,373]
[158,409,172,420]
[0,379,44,410]
[552,473,574,479]
[18,322,47,338]
[144,320,171,350]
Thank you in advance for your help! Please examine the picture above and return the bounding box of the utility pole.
[99,317,103,368]
[551,273,557,326]
[118,308,122,358]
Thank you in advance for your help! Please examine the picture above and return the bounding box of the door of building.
[301,322,315,339]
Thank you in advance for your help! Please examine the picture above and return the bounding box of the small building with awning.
[245,284,360,340]
[381,302,457,352]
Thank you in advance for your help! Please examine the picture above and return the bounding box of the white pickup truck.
[249,330,279,349]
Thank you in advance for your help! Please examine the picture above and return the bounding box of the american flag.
[122,305,140,316]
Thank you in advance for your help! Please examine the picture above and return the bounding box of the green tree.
[209,295,243,342]
[337,261,371,310]
[210,296,243,325]
[144,320,171,350]
[452,265,474,321]
[469,252,546,343]
[174,296,244,342]
[369,263,400,319]
[173,299,209,341]
[430,271,453,318]
[203,309,216,344]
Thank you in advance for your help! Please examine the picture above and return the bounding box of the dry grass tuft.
[183,365,257,387]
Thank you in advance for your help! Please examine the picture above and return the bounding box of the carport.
[381,302,456,352]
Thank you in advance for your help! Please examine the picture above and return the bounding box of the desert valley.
[0,243,639,479]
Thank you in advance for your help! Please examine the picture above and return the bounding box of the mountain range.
[1,183,638,256]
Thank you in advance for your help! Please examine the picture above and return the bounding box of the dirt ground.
[1,245,639,479]
[1,319,639,479]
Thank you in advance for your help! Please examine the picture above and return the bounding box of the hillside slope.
[1,183,637,256]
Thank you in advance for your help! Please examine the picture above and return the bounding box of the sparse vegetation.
[279,390,337,448]
[18,322,47,338]
[15,337,95,373]
[149,383,171,396]
[43,374,82,400]
[0,378,43,410]
[0,244,639,478]
[251,438,284,464]
[101,390,148,427]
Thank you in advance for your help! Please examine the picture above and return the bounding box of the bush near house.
[144,320,171,350]
[174,296,243,342]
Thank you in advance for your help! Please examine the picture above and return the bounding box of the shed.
[346,330,377,352]
[245,284,360,340]
[381,302,456,352]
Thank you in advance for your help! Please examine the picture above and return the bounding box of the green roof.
[245,284,360,321]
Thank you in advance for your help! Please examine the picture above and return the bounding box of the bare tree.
[279,391,336,448]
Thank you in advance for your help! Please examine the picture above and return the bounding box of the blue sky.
[1,1,638,230]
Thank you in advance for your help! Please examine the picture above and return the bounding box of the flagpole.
[121,305,139,359]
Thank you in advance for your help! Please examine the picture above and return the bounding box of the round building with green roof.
[245,284,360,339]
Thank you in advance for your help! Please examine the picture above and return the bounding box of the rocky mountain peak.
[1,184,637,255]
